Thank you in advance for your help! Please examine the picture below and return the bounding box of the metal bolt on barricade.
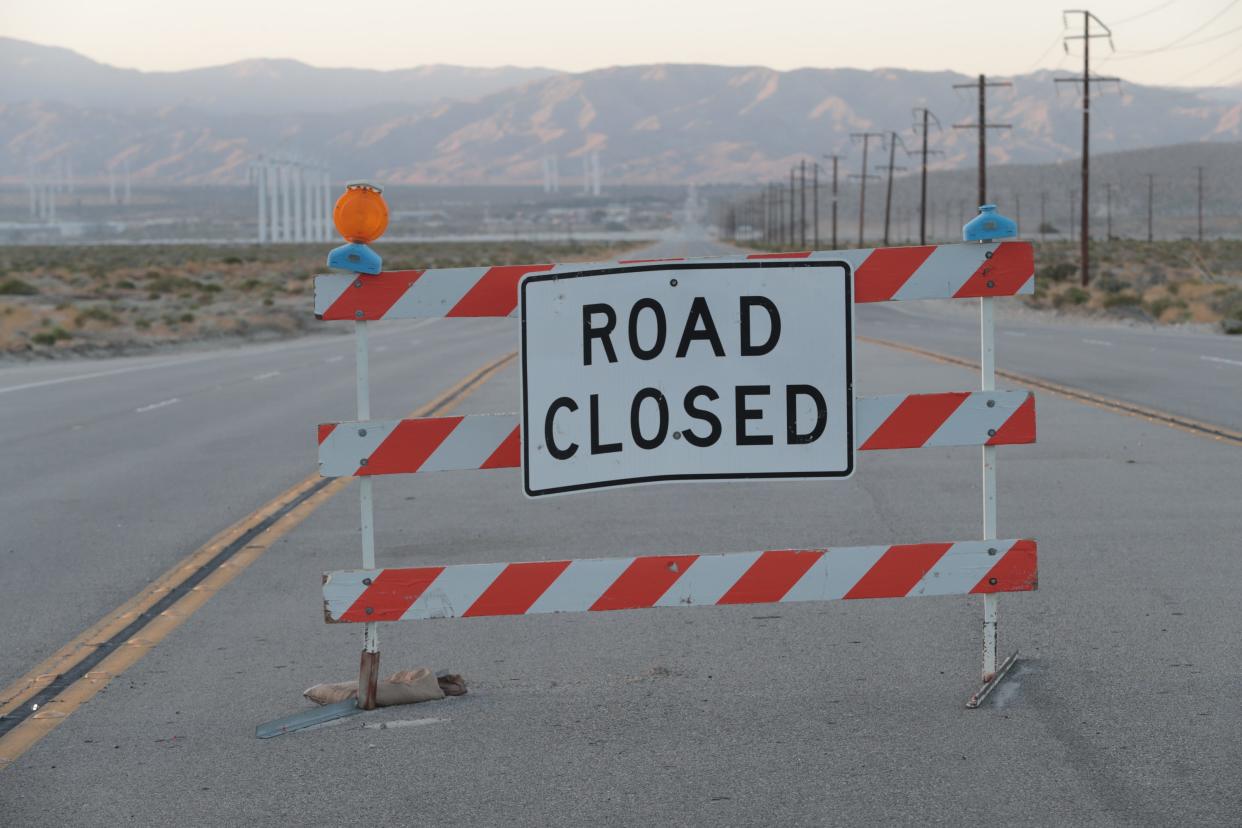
[263,192,1041,736]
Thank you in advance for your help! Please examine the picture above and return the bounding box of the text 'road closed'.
[521,262,853,496]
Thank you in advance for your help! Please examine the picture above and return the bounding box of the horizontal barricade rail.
[322,539,1038,623]
[317,390,1036,478]
[314,241,1034,321]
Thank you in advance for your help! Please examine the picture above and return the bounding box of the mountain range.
[2,37,1239,186]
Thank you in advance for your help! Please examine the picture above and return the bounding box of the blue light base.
[328,242,383,275]
[963,204,1017,242]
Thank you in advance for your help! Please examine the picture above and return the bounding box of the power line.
[1103,0,1242,60]
[1170,41,1242,83]
[1111,0,1178,26]
[1024,32,1068,71]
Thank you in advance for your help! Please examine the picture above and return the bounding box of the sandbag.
[303,667,463,707]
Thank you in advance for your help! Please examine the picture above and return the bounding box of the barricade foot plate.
[966,651,1019,710]
[256,700,362,738]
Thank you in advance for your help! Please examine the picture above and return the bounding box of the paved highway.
[1,227,1238,825]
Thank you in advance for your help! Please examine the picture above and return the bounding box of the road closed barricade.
[310,193,1036,712]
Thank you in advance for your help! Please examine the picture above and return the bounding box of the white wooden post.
[354,320,380,708]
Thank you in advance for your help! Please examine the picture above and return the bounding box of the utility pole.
[775,183,784,246]
[850,132,885,246]
[822,154,842,250]
[788,168,796,247]
[878,131,908,247]
[1015,194,1022,235]
[1039,191,1048,241]
[1105,182,1113,240]
[1195,165,1205,242]
[812,162,820,249]
[1057,10,1118,286]
[912,108,942,245]
[952,74,1012,207]
[1146,174,1154,242]
[799,159,807,248]
[1069,189,1076,244]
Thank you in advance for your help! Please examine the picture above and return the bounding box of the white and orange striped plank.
[322,539,1037,623]
[313,242,1034,321]
[316,391,1035,478]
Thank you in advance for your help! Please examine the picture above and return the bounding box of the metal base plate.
[966,650,1019,709]
[256,700,362,739]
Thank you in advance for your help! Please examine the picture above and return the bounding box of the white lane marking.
[0,356,215,396]
[135,397,181,413]
[252,370,281,381]
[1082,338,1114,347]
[1201,355,1242,367]
[0,319,442,397]
[1002,331,1028,337]
[324,355,345,364]
[362,718,448,730]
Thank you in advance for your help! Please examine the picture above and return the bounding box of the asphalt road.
[1,228,1239,825]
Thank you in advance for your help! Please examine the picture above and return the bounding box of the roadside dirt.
[0,240,647,359]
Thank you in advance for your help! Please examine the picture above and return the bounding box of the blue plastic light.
[327,242,383,276]
[963,204,1017,242]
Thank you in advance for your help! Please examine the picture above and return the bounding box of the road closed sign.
[520,261,853,496]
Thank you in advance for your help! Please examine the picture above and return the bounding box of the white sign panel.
[520,261,853,496]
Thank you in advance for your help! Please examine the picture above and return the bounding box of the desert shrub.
[0,278,38,295]
[1038,262,1077,283]
[222,256,244,265]
[1095,274,1126,294]
[1053,286,1090,307]
[1102,292,1142,308]
[180,312,195,323]
[145,273,196,293]
[1211,288,1242,331]
[75,307,119,326]
[32,327,72,345]
[1145,297,1187,318]
[115,279,136,289]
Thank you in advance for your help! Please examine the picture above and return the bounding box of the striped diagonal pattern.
[314,242,1034,321]
[322,539,1037,622]
[316,391,1036,478]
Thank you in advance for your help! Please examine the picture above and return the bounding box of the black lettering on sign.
[675,297,725,358]
[786,385,827,444]
[590,394,622,455]
[740,296,781,357]
[582,304,618,366]
[544,397,578,460]
[735,385,773,445]
[628,298,667,360]
[630,388,669,450]
[682,385,722,447]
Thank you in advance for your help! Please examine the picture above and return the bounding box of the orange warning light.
[333,182,389,244]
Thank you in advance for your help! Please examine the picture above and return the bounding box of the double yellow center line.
[0,351,517,769]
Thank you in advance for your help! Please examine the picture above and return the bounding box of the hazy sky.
[4,0,1241,87]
